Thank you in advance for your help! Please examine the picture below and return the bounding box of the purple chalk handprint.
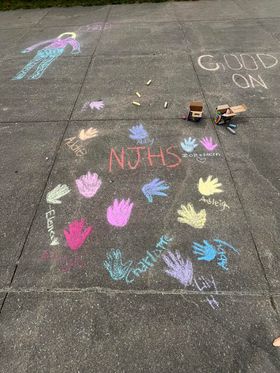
[162,250,193,287]
[200,137,218,151]
[76,171,102,198]
[64,219,93,251]
[107,199,134,227]
[129,124,149,142]
[89,100,104,110]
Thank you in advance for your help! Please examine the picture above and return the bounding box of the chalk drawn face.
[79,127,98,141]
[76,172,102,198]
[129,124,149,142]
[177,203,206,229]
[200,137,218,151]
[46,184,71,204]
[107,199,134,227]
[64,219,93,251]
[198,175,223,196]
[162,250,193,287]
[142,178,169,203]
[180,137,198,153]
[104,249,133,281]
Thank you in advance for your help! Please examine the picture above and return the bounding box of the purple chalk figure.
[13,32,80,80]
[107,199,134,227]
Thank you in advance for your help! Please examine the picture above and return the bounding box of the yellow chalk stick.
[136,92,141,98]
[146,80,152,86]
[132,101,141,106]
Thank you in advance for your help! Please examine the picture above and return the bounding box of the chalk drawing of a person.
[12,32,80,80]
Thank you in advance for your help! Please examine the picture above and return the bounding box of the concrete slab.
[71,54,208,120]
[0,56,90,122]
[108,3,176,23]
[0,121,67,287]
[12,120,267,293]
[1,292,280,372]
[37,6,110,27]
[0,28,30,60]
[174,0,245,21]
[234,0,280,19]
[259,18,280,44]
[182,20,280,54]
[215,119,280,290]
[96,22,186,57]
[0,9,48,29]
[193,51,280,118]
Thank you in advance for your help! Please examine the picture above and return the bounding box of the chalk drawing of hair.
[58,32,77,39]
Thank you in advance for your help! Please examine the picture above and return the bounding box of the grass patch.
[0,0,185,11]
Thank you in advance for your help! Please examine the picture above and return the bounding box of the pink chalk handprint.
[200,137,218,151]
[64,219,93,251]
[76,171,102,198]
[107,199,134,227]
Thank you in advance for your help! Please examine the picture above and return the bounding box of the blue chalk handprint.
[192,240,217,262]
[129,123,149,143]
[180,137,198,153]
[142,178,169,203]
[103,249,133,281]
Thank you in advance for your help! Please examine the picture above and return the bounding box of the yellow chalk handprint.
[198,175,223,196]
[79,127,99,141]
[177,203,206,229]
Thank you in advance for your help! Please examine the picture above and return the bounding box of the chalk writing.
[41,250,85,272]
[46,184,70,204]
[162,250,193,286]
[180,137,198,153]
[198,175,223,196]
[13,32,80,80]
[46,207,59,246]
[78,23,111,33]
[200,137,218,151]
[64,219,93,251]
[192,239,239,271]
[177,203,206,229]
[108,145,182,172]
[142,178,169,203]
[79,127,98,141]
[64,136,87,157]
[104,235,173,283]
[197,53,278,90]
[193,275,219,309]
[125,235,173,283]
[182,152,221,159]
[107,199,134,227]
[103,249,133,280]
[129,123,154,145]
[76,171,102,198]
[199,196,230,211]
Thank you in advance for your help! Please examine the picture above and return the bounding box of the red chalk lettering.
[127,146,146,170]
[109,147,125,172]
[166,145,182,168]
[147,146,166,167]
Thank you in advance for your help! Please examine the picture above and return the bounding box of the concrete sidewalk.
[0,1,280,371]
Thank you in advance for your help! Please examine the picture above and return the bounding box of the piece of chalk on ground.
[132,101,141,106]
[164,102,168,108]
[227,127,236,134]
[146,80,152,85]
[228,123,237,128]
[136,92,141,97]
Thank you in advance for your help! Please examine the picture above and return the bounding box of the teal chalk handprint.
[104,249,133,281]
[180,137,198,153]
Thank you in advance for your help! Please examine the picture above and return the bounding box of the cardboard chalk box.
[189,101,203,118]
[216,104,247,117]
